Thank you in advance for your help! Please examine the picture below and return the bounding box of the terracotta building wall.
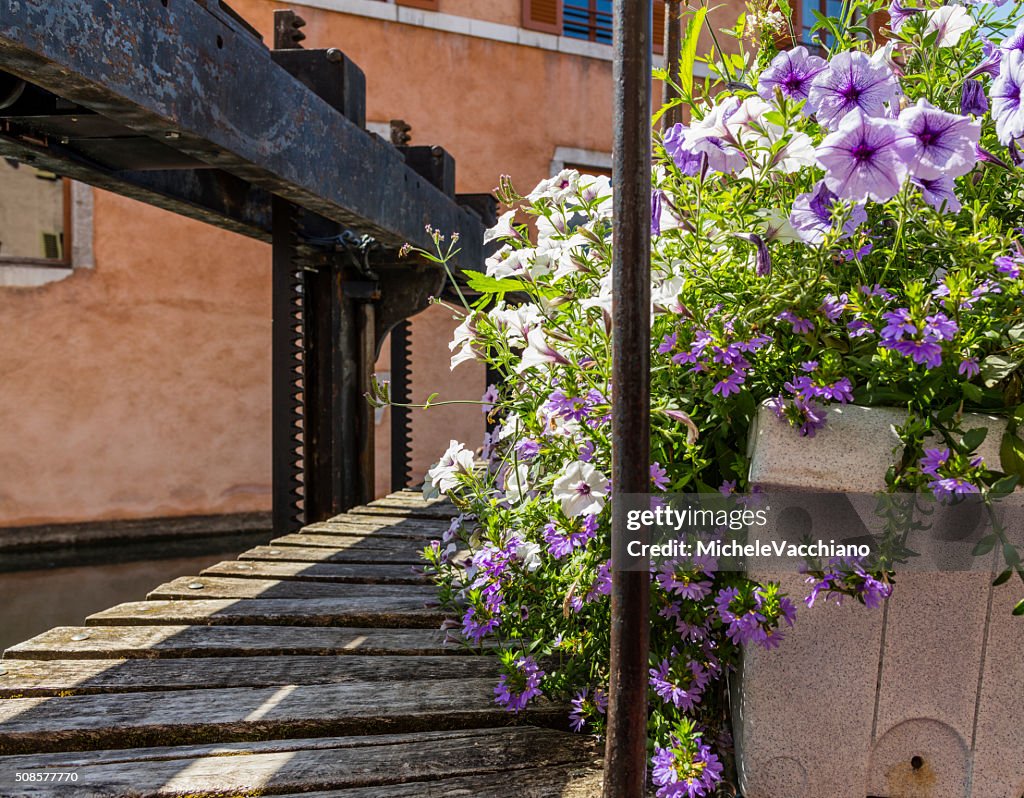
[0,0,744,526]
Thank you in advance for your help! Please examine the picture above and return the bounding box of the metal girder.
[0,0,484,266]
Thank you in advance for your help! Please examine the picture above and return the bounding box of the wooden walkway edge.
[0,491,603,797]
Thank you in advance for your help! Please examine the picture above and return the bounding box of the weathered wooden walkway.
[0,491,603,796]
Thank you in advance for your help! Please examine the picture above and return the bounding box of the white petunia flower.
[528,169,580,203]
[503,463,532,505]
[483,209,518,244]
[552,460,609,517]
[517,328,569,373]
[516,540,543,572]
[424,440,475,497]
[924,5,974,48]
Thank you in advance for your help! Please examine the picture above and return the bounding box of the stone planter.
[734,403,1024,798]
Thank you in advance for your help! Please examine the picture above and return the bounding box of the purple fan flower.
[820,292,848,322]
[768,394,828,437]
[817,110,910,202]
[959,357,980,378]
[481,384,498,413]
[996,255,1023,278]
[757,46,828,106]
[961,79,989,117]
[651,462,670,490]
[992,51,1024,146]
[808,50,901,129]
[568,687,607,732]
[790,181,868,244]
[897,100,980,180]
[890,339,944,368]
[720,479,737,495]
[712,368,745,397]
[848,318,875,337]
[649,658,708,711]
[888,0,921,32]
[920,447,950,476]
[842,242,873,261]
[778,310,815,334]
[462,606,500,645]
[494,656,544,713]
[913,176,962,213]
[930,476,981,500]
[651,736,724,798]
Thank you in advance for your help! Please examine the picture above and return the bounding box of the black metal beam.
[0,0,483,266]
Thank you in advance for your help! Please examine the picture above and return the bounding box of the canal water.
[0,533,272,652]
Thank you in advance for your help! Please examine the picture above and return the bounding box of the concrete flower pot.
[734,403,1024,798]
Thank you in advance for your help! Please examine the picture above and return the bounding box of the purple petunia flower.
[735,232,772,277]
[652,189,664,236]
[757,46,828,106]
[663,123,705,176]
[888,0,921,32]
[817,109,910,202]
[820,293,848,322]
[961,79,989,117]
[808,50,901,129]
[913,176,962,213]
[790,181,868,244]
[516,438,541,460]
[992,50,1024,146]
[494,656,545,712]
[897,99,980,180]
[1003,20,1024,52]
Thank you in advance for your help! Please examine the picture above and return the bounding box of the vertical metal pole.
[604,0,651,792]
[662,0,684,130]
[390,320,412,492]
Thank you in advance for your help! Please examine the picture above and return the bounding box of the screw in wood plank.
[268,549,282,555]
[187,581,205,590]
[70,633,90,641]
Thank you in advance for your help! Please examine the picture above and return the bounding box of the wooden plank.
[200,560,429,585]
[146,576,436,600]
[0,727,597,795]
[85,598,442,629]
[3,625,469,660]
[0,655,499,697]
[264,532,428,557]
[348,492,459,521]
[239,544,433,566]
[0,678,560,755]
[265,534,428,559]
[277,767,604,797]
[303,515,448,539]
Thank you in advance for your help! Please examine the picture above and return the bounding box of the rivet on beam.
[187,582,205,590]
[70,633,90,641]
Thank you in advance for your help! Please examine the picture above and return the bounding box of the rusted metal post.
[662,0,684,129]
[603,0,652,791]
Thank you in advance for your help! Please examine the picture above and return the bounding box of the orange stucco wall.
[0,0,742,527]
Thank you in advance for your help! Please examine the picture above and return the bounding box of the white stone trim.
[550,146,612,175]
[0,180,94,287]
[293,0,711,72]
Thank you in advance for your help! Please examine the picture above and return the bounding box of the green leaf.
[1004,542,1022,567]
[993,568,1013,586]
[1013,598,1024,616]
[990,474,1020,498]
[973,534,997,556]
[961,427,988,453]
[962,382,984,403]
[981,354,1021,388]
[1000,432,1024,480]
[462,269,523,294]
[679,8,708,97]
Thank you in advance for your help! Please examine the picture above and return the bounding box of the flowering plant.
[390,0,1024,792]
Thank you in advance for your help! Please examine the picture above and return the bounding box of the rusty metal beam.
[604,0,652,792]
[0,0,483,266]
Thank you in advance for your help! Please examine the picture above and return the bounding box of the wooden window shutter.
[523,0,562,34]
[396,0,439,11]
[653,0,666,55]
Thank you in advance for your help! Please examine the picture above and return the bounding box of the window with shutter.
[396,0,440,11]
[523,0,563,34]
[653,0,665,55]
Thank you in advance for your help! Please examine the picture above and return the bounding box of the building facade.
[0,0,744,528]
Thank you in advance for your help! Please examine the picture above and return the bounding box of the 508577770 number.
[15,772,79,782]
